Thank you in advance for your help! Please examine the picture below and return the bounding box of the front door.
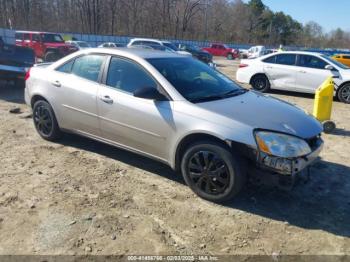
[295,54,333,93]
[97,56,174,161]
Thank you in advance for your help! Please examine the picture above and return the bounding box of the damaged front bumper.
[248,136,324,189]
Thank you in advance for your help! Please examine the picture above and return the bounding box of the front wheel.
[337,84,350,103]
[181,141,246,202]
[251,74,270,92]
[227,53,233,60]
[33,100,62,141]
[44,51,61,62]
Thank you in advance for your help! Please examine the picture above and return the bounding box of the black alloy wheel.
[251,75,270,92]
[181,141,246,202]
[187,151,230,195]
[33,100,62,141]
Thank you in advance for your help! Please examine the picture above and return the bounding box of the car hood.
[196,91,323,139]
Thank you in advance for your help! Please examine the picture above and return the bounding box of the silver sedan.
[24,48,323,202]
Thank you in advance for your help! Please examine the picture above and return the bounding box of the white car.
[65,41,91,50]
[127,38,191,56]
[236,51,350,103]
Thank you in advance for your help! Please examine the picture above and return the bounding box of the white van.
[247,46,266,59]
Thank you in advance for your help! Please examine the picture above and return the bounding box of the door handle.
[52,80,61,87]
[100,95,113,104]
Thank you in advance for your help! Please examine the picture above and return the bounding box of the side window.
[343,55,350,60]
[15,33,23,41]
[71,55,105,82]
[32,34,41,42]
[144,41,159,46]
[23,33,30,41]
[56,59,75,73]
[263,55,276,64]
[106,57,157,94]
[275,54,296,66]
[132,41,142,46]
[298,55,328,69]
[212,45,218,49]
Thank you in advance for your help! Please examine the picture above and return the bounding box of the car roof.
[130,38,161,42]
[266,51,322,56]
[79,47,182,59]
[16,31,59,34]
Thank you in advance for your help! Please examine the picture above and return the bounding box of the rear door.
[295,54,332,93]
[97,56,174,161]
[31,33,44,58]
[263,53,298,91]
[53,54,106,135]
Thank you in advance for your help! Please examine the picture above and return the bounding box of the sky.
[244,0,349,32]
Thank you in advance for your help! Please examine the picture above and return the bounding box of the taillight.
[24,68,31,81]
[239,64,248,68]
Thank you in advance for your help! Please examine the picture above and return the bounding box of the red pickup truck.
[202,43,239,60]
[15,31,78,62]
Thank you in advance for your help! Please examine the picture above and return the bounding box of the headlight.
[255,131,311,158]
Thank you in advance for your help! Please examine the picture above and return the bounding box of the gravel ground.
[0,57,349,259]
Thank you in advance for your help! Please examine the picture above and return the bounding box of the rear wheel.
[181,141,246,202]
[251,74,270,92]
[227,53,233,60]
[337,84,350,103]
[33,100,62,141]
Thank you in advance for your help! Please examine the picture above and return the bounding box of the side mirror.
[325,65,336,71]
[134,87,167,101]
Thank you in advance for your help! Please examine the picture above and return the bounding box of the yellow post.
[313,76,334,122]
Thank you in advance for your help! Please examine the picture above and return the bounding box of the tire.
[44,51,61,62]
[251,74,270,92]
[181,141,246,203]
[323,120,336,134]
[33,100,62,141]
[337,84,350,104]
[227,53,233,60]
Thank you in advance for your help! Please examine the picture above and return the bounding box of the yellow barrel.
[313,76,334,122]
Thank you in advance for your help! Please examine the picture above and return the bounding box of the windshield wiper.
[220,89,248,98]
[189,95,224,103]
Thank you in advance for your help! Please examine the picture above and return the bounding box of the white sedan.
[236,51,350,103]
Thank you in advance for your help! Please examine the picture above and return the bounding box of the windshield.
[163,42,178,51]
[77,41,90,47]
[321,54,350,69]
[147,57,245,103]
[42,34,64,43]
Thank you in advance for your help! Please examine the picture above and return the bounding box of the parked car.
[237,51,350,103]
[0,36,35,87]
[15,31,78,62]
[98,42,124,48]
[332,54,350,67]
[128,44,172,52]
[25,48,323,202]
[66,40,91,50]
[127,38,191,56]
[202,44,239,60]
[178,44,213,64]
[247,46,266,59]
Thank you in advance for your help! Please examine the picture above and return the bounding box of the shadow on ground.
[0,81,25,104]
[60,133,350,238]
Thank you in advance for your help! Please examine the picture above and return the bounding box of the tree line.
[0,0,349,49]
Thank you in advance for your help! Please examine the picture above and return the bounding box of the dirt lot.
[0,57,349,259]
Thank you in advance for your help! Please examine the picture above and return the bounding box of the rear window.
[275,54,296,66]
[263,55,276,64]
